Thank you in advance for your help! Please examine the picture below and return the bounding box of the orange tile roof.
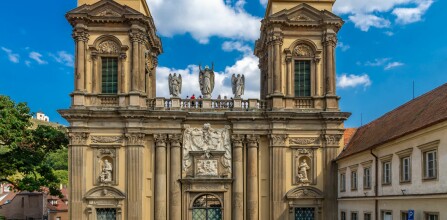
[343,128,357,147]
[338,83,447,159]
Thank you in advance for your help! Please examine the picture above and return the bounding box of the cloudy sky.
[0,0,446,127]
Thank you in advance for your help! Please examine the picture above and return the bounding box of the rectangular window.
[400,157,411,182]
[294,60,311,97]
[365,213,372,220]
[101,57,118,94]
[383,162,392,185]
[424,150,437,179]
[364,167,371,189]
[351,171,357,190]
[401,212,408,220]
[382,211,392,220]
[425,213,438,220]
[340,173,346,192]
[351,212,358,220]
[341,211,346,220]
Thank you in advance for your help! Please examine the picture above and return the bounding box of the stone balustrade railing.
[150,98,267,111]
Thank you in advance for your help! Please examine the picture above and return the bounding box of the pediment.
[84,186,126,200]
[270,3,341,23]
[285,186,324,200]
[67,0,141,18]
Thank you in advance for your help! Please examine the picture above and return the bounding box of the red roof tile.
[338,83,447,159]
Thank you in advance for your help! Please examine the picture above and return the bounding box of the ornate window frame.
[84,186,125,220]
[285,39,322,98]
[188,192,225,220]
[90,35,128,94]
[285,186,323,220]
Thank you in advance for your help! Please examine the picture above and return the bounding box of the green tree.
[0,96,69,196]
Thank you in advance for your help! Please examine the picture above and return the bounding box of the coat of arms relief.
[183,123,231,178]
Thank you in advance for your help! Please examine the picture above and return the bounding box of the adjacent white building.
[35,111,49,122]
[337,83,447,220]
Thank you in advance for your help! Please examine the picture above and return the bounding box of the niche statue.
[231,74,245,98]
[169,73,182,97]
[100,159,113,183]
[199,64,215,99]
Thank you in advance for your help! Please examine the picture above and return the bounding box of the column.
[73,30,88,92]
[270,134,287,220]
[273,35,283,95]
[246,135,259,220]
[68,132,88,219]
[130,31,140,92]
[285,51,293,96]
[314,57,322,96]
[169,134,182,220]
[91,52,97,93]
[324,34,336,95]
[119,53,127,93]
[154,134,168,220]
[231,134,244,220]
[126,133,145,220]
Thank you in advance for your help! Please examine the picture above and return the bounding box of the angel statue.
[231,74,245,98]
[199,64,215,99]
[169,73,182,97]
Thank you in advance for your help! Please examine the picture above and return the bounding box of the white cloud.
[50,51,74,67]
[365,58,391,66]
[146,0,261,43]
[29,52,47,64]
[384,61,404,70]
[1,47,20,63]
[336,42,350,52]
[334,0,434,31]
[156,54,260,99]
[392,0,433,24]
[259,0,268,7]
[337,74,372,89]
[348,14,390,31]
[222,41,253,55]
[384,31,395,36]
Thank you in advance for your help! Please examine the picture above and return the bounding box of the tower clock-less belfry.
[59,0,349,219]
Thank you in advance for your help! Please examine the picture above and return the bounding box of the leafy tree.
[0,96,69,196]
[46,148,69,170]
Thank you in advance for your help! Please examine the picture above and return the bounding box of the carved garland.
[91,136,123,144]
[293,44,313,57]
[289,137,319,146]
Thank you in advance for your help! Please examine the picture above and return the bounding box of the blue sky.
[0,0,445,128]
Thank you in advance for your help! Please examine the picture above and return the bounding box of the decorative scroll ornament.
[324,134,342,146]
[183,124,231,175]
[96,8,121,17]
[168,134,183,146]
[289,137,319,146]
[294,44,313,57]
[271,134,287,146]
[98,40,120,54]
[126,133,145,145]
[69,132,89,145]
[91,136,123,144]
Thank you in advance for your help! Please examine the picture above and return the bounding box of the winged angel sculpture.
[168,73,182,97]
[199,65,215,99]
[231,74,245,98]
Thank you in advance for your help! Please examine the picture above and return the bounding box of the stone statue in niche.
[196,160,218,176]
[169,73,182,97]
[100,159,113,183]
[297,158,310,183]
[231,74,245,98]
[199,65,215,99]
[183,123,231,176]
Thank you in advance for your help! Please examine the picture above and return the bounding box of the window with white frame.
[382,161,392,185]
[340,173,346,192]
[425,212,439,220]
[382,210,392,220]
[351,170,358,190]
[400,156,411,182]
[423,150,437,179]
[364,167,371,189]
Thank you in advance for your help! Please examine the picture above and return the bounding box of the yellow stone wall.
[78,0,150,16]
[267,0,335,15]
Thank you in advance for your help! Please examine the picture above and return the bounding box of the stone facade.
[59,0,349,219]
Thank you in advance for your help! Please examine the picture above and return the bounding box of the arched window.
[192,194,222,220]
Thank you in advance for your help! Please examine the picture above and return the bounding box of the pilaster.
[231,134,245,220]
[68,132,89,220]
[125,133,145,220]
[168,134,182,220]
[154,134,168,220]
[246,134,260,220]
[270,134,287,220]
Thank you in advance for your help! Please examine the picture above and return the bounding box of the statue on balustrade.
[199,64,215,99]
[231,74,245,98]
[169,73,182,97]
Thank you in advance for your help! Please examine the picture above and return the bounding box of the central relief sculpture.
[198,65,215,99]
[183,123,231,177]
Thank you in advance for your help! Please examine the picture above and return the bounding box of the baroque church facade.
[59,0,350,219]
